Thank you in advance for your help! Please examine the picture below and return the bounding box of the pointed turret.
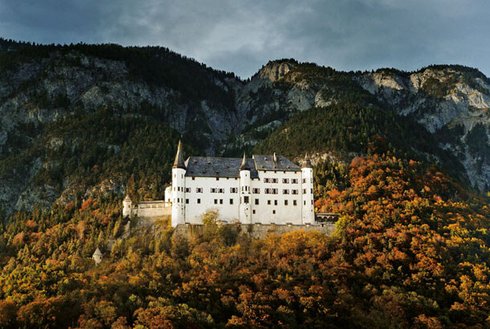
[123,195,133,218]
[302,153,312,168]
[240,153,250,170]
[239,153,252,224]
[301,153,314,224]
[171,140,187,227]
[173,140,186,169]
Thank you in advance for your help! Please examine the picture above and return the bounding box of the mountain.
[0,40,489,218]
[0,40,489,328]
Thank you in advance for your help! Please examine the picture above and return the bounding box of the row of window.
[263,178,299,184]
[178,175,313,183]
[188,176,309,182]
[176,187,312,194]
[178,198,314,206]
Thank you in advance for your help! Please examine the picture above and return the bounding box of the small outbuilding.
[92,247,103,265]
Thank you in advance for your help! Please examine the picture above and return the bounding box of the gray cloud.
[1,0,489,78]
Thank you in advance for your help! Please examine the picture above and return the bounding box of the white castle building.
[123,141,315,227]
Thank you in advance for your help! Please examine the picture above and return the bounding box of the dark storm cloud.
[1,0,489,77]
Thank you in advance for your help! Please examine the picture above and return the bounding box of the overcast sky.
[1,0,489,78]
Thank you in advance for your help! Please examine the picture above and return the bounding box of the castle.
[123,141,315,227]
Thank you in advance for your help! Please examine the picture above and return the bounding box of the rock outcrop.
[0,42,488,217]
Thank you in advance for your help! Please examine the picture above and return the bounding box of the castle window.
[255,199,259,205]
[311,200,314,205]
[292,189,298,195]
[214,199,218,204]
[252,188,260,194]
[273,210,276,214]
[197,198,201,204]
[267,200,271,205]
[272,178,278,183]
[293,200,297,206]
[244,196,249,203]
[304,200,306,205]
[253,210,256,214]
[283,189,289,194]
[230,199,233,205]
[292,179,298,184]
[219,188,224,193]
[282,178,289,183]
[186,199,189,204]
[264,178,270,183]
[196,188,203,193]
[303,178,306,183]
[311,189,313,193]
[273,188,278,194]
[185,188,191,193]
[230,187,238,193]
[284,200,288,206]
[303,189,307,194]
[219,199,222,204]
[211,188,217,193]
[192,177,195,180]
[216,177,219,181]
[274,200,278,206]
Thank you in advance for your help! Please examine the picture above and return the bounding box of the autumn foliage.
[0,154,488,328]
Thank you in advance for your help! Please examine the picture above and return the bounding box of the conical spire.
[240,153,250,170]
[302,153,312,168]
[93,247,102,257]
[173,140,186,169]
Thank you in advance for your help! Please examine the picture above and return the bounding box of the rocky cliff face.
[357,67,490,191]
[0,43,488,217]
[0,45,242,215]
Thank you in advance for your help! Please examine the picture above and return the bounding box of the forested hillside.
[1,40,489,218]
[0,39,489,328]
[0,155,488,328]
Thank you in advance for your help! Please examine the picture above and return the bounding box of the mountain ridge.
[0,39,488,218]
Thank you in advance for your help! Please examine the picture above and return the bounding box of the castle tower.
[122,195,133,218]
[239,153,252,224]
[171,140,186,227]
[301,154,315,224]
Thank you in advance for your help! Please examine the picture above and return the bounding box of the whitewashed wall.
[184,176,241,223]
[173,168,314,225]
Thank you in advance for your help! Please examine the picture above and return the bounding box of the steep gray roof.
[302,153,312,168]
[184,154,300,178]
[185,156,258,178]
[253,155,301,171]
[173,140,186,169]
